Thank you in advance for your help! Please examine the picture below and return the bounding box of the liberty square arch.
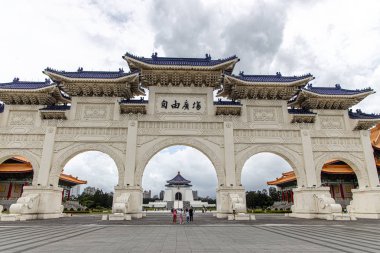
[0,52,379,220]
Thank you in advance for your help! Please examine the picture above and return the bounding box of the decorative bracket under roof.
[39,105,70,120]
[219,73,314,100]
[43,68,144,98]
[288,84,375,110]
[288,108,316,123]
[214,100,242,116]
[119,98,148,114]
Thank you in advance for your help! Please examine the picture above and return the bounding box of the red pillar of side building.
[290,190,294,203]
[7,182,13,200]
[339,184,345,200]
[67,189,71,201]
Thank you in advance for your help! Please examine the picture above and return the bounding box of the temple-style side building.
[0,156,86,210]
[268,124,380,208]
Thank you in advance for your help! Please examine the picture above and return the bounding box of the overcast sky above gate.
[2,0,380,196]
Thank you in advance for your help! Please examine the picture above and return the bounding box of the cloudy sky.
[2,0,380,197]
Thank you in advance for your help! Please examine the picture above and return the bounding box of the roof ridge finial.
[239,71,244,76]
[335,83,341,89]
[77,67,83,72]
[205,53,211,60]
[152,52,158,60]
[178,171,180,175]
[13,77,19,83]
[276,72,282,77]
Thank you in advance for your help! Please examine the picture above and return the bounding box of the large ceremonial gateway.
[0,52,379,221]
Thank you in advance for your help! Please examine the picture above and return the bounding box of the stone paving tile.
[0,213,379,252]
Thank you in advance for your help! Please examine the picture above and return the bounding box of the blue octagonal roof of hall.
[0,78,54,90]
[124,52,239,67]
[166,171,191,186]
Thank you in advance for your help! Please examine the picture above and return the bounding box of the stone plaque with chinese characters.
[155,94,206,114]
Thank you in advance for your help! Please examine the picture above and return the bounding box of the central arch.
[135,137,224,186]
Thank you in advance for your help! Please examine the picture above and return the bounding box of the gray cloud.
[221,1,288,73]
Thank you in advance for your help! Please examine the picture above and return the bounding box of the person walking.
[189,207,194,222]
[185,208,190,223]
[172,208,177,224]
[179,209,183,224]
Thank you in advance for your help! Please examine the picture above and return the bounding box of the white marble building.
[146,172,213,209]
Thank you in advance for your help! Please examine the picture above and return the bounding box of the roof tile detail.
[303,84,373,95]
[125,52,238,67]
[234,72,313,83]
[0,78,54,90]
[348,109,380,119]
[44,68,136,79]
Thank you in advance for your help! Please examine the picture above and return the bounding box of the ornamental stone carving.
[8,111,36,126]
[319,116,344,130]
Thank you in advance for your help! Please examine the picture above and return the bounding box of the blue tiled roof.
[288,108,316,115]
[0,103,4,113]
[166,172,191,185]
[120,98,148,104]
[348,109,380,119]
[303,84,373,95]
[0,78,54,90]
[230,72,313,83]
[125,52,238,67]
[45,67,137,79]
[40,105,71,111]
[213,100,241,106]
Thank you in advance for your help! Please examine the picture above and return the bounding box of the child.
[179,209,183,224]
[186,208,190,223]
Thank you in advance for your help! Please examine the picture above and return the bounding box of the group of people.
[171,207,194,224]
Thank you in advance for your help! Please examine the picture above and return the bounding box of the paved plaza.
[0,213,379,253]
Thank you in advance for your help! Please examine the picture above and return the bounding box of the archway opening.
[0,156,33,211]
[319,159,358,209]
[142,145,217,211]
[62,151,118,211]
[241,152,296,211]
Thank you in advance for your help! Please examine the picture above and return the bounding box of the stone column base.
[290,187,346,220]
[216,186,246,218]
[5,186,63,221]
[113,186,143,218]
[348,187,380,219]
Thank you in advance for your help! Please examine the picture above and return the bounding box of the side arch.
[235,144,306,187]
[50,143,125,187]
[135,137,225,186]
[0,149,41,185]
[314,152,367,188]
